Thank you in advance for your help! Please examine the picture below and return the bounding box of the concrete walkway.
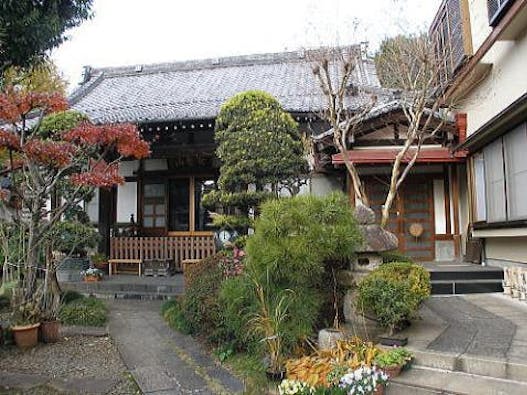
[396,293,527,383]
[108,300,244,395]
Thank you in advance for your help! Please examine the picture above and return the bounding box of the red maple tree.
[0,87,150,318]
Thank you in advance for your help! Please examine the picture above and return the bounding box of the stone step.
[431,279,503,295]
[406,348,527,383]
[387,366,527,395]
[71,290,177,301]
[61,280,184,299]
[429,269,503,282]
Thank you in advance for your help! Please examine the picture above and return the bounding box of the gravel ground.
[0,335,140,394]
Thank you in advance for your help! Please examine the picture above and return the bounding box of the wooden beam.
[333,147,467,165]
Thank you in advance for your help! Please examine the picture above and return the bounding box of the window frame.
[472,120,527,228]
[488,0,515,27]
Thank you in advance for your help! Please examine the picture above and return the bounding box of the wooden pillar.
[98,187,114,257]
[189,176,196,232]
[451,165,461,258]
[443,165,452,235]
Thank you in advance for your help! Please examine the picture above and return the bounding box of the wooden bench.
[109,236,216,277]
[108,259,143,276]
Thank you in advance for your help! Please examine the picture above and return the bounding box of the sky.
[51,0,442,89]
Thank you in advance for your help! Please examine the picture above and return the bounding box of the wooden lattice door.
[365,176,435,261]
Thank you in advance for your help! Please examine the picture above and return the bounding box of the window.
[430,0,472,85]
[141,176,216,233]
[143,183,166,228]
[504,123,527,220]
[483,140,506,222]
[488,0,515,26]
[473,121,527,224]
[194,178,216,231]
[473,153,487,221]
[169,179,190,231]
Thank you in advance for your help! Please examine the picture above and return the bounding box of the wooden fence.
[109,235,216,272]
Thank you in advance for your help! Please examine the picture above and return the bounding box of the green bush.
[373,262,430,302]
[357,262,431,335]
[61,290,85,305]
[161,299,191,334]
[180,253,228,343]
[381,251,414,264]
[59,297,107,327]
[224,192,362,352]
[0,294,10,312]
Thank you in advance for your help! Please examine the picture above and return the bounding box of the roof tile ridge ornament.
[68,69,106,107]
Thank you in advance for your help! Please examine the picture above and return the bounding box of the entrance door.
[365,176,435,261]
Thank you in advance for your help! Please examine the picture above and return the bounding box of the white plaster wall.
[310,174,342,197]
[485,237,527,264]
[144,159,168,171]
[116,182,137,223]
[433,179,447,234]
[85,188,99,223]
[119,160,139,177]
[468,0,493,51]
[461,30,527,136]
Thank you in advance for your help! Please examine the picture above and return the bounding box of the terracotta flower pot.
[383,364,403,378]
[12,323,40,349]
[84,275,101,282]
[41,320,61,343]
[373,385,385,395]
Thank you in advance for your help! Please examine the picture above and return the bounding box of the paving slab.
[108,299,244,394]
[0,372,48,390]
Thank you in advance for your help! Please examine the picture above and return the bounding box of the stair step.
[430,270,503,282]
[407,348,527,383]
[387,366,527,395]
[76,291,177,301]
[431,280,503,295]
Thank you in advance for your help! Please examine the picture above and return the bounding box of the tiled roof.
[69,46,387,124]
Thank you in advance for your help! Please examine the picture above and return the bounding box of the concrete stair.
[61,276,184,300]
[387,366,527,395]
[429,266,503,295]
[387,346,527,395]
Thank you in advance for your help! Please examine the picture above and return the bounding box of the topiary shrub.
[59,297,107,327]
[373,262,430,302]
[356,262,431,335]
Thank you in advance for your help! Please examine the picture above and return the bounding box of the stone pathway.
[108,300,244,395]
[426,296,516,357]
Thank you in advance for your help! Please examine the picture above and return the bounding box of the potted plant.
[374,347,414,378]
[53,220,99,283]
[39,284,62,344]
[10,287,42,349]
[338,366,389,395]
[249,275,290,381]
[82,267,104,282]
[90,253,108,273]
